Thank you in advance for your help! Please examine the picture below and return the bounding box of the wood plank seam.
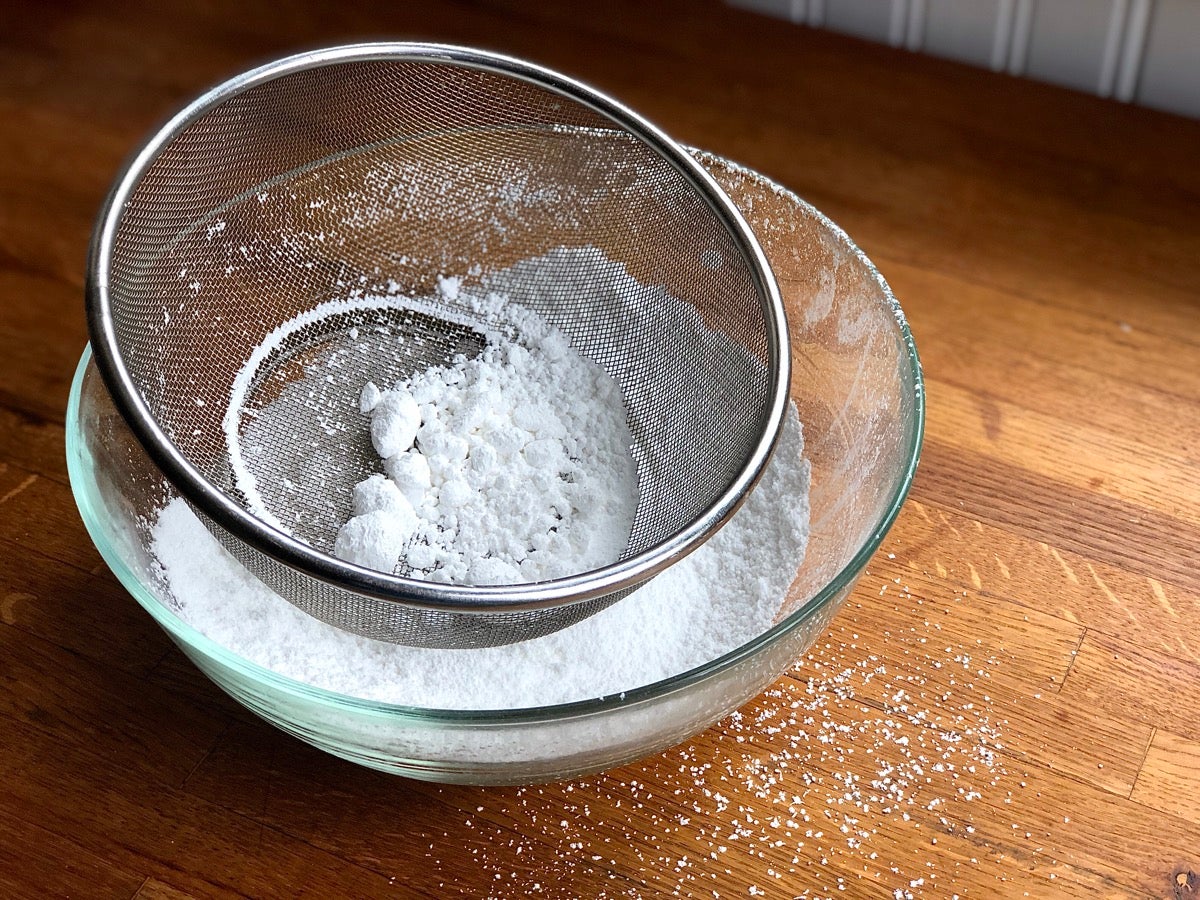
[1128,724,1157,801]
[1056,627,1088,694]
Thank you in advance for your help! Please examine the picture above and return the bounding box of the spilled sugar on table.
[1,1,1198,897]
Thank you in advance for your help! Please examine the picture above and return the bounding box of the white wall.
[729,0,1200,119]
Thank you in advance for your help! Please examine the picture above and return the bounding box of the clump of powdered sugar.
[150,404,809,708]
[335,282,638,585]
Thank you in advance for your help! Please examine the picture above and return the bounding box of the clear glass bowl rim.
[66,174,924,729]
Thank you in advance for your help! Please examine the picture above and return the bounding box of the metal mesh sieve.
[87,44,789,649]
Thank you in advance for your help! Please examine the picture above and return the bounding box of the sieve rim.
[85,42,790,615]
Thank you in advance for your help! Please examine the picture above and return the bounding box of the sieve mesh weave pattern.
[96,49,780,648]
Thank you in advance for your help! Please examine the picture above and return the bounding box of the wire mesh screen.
[94,48,783,647]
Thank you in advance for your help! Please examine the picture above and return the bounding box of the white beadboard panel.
[1024,0,1119,93]
[904,0,927,51]
[1096,0,1130,98]
[1138,0,1200,118]
[924,0,1003,69]
[1007,0,1035,73]
[823,0,897,44]
[1114,0,1152,101]
[723,0,1199,118]
[792,0,830,25]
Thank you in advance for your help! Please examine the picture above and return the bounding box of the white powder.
[194,246,808,707]
[225,247,772,576]
[151,404,809,709]
[335,290,638,585]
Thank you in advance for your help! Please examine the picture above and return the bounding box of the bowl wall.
[67,152,921,784]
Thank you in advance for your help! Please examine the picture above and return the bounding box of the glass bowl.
[67,152,923,785]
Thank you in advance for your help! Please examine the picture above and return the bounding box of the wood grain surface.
[2,1,1198,897]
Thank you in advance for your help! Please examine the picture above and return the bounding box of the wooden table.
[2,2,1197,896]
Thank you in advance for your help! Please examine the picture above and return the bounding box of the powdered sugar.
[223,246,777,584]
[335,289,638,584]
[151,404,809,708]
[193,244,803,704]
